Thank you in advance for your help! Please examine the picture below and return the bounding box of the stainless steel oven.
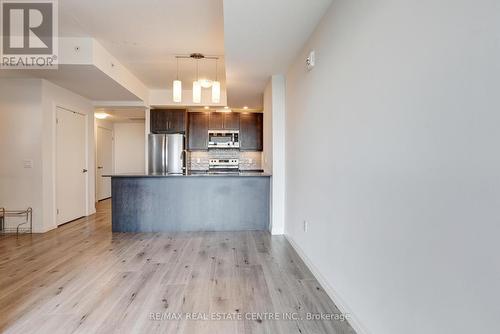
[209,159,239,174]
[208,130,239,148]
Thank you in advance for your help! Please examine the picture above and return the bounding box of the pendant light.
[212,58,221,104]
[173,57,182,103]
[193,59,202,104]
[199,79,213,88]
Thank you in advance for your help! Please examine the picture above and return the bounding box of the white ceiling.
[223,0,332,109]
[1,1,332,108]
[59,0,225,89]
[0,65,140,101]
[95,107,146,123]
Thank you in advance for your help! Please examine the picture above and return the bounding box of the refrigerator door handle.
[181,150,186,171]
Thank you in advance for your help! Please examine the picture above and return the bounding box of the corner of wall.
[270,75,286,235]
[285,233,370,334]
[91,39,149,102]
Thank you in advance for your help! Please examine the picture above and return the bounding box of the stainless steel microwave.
[208,130,240,148]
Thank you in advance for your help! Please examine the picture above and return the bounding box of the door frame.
[96,125,114,201]
[53,104,90,226]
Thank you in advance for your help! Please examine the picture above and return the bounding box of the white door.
[56,107,86,225]
[96,126,113,200]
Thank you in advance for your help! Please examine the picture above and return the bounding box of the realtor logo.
[1,0,58,68]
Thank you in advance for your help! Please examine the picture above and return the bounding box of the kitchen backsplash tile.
[239,151,262,170]
[188,149,262,171]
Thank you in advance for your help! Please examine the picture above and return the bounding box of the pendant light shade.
[173,57,182,103]
[173,80,182,103]
[193,80,201,103]
[199,79,213,88]
[211,58,220,104]
[193,59,202,103]
[171,54,221,104]
[211,81,221,104]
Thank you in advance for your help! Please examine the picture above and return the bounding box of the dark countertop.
[104,172,271,178]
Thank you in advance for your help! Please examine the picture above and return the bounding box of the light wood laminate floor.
[0,200,356,334]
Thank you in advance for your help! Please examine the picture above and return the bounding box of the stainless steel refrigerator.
[148,134,185,174]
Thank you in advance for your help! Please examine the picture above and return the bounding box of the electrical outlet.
[23,160,33,168]
[303,220,308,232]
[249,158,253,164]
[306,50,315,71]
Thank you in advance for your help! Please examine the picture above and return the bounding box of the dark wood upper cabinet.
[240,113,263,151]
[150,109,186,134]
[187,112,261,151]
[208,112,240,130]
[169,110,186,133]
[187,112,209,151]
[150,110,165,133]
[209,112,224,130]
[223,112,240,130]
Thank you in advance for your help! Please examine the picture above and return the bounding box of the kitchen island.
[107,173,271,232]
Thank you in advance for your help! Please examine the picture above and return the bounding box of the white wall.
[95,118,114,131]
[263,75,287,235]
[0,79,95,232]
[113,122,145,174]
[263,81,273,173]
[145,109,151,173]
[0,79,43,230]
[285,1,500,334]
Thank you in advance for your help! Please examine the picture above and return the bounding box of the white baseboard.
[33,224,56,233]
[285,234,370,334]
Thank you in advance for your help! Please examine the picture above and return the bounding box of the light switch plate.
[23,160,33,168]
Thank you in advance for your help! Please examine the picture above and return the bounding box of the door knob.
[97,166,103,169]
[83,169,88,173]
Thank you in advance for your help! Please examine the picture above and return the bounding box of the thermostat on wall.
[306,50,315,71]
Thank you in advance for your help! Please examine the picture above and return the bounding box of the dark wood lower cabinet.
[240,113,263,151]
[188,112,209,150]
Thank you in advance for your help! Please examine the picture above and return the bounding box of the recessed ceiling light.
[95,113,109,119]
[243,106,249,110]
